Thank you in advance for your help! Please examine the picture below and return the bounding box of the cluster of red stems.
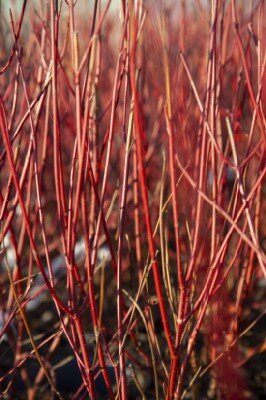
[0,0,265,399]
